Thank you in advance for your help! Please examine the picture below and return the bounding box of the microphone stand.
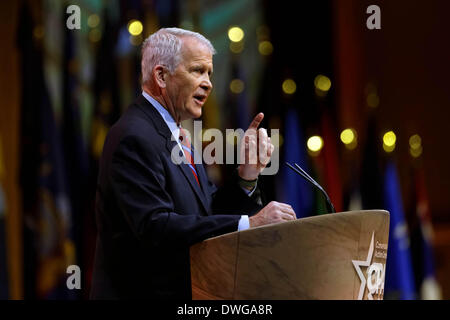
[285,162,336,213]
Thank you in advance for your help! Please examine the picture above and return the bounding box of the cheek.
[172,75,198,106]
[182,84,196,101]
[179,88,191,105]
[167,82,184,105]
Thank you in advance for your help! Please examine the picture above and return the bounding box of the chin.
[188,107,203,119]
[192,112,202,119]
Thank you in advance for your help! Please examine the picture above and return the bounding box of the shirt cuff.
[238,215,250,231]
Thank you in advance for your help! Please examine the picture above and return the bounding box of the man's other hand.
[249,201,296,228]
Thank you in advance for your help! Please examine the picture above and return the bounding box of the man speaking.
[90,28,296,299]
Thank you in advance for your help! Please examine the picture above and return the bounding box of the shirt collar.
[142,91,181,142]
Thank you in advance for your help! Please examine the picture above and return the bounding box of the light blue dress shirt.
[142,91,250,231]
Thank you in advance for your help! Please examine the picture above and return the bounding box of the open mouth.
[193,94,207,105]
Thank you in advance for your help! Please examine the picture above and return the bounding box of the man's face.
[163,37,213,123]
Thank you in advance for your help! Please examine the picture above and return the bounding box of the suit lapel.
[193,151,212,207]
[196,164,213,214]
[165,134,210,215]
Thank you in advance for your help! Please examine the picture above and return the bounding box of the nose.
[200,76,213,93]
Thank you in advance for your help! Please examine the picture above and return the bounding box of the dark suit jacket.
[90,94,263,299]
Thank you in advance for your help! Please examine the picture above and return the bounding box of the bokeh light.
[128,20,143,36]
[307,135,324,152]
[314,74,331,92]
[87,14,100,28]
[258,41,273,56]
[340,128,358,150]
[383,131,396,146]
[367,93,380,108]
[409,134,423,158]
[409,134,422,149]
[383,131,396,153]
[230,79,245,94]
[228,26,244,42]
[282,78,296,94]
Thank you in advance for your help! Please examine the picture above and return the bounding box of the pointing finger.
[247,113,264,131]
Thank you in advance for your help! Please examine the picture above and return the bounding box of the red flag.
[318,111,343,212]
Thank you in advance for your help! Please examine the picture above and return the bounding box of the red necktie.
[179,128,200,185]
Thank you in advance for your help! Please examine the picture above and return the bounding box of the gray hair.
[141,27,216,85]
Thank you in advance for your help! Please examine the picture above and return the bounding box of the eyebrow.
[191,64,213,74]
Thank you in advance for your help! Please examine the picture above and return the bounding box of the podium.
[190,210,389,300]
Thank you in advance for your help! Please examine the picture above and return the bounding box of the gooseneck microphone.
[285,162,336,213]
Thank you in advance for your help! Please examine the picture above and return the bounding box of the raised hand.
[238,113,275,181]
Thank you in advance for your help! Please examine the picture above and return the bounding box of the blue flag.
[411,168,442,299]
[278,108,313,218]
[383,161,417,299]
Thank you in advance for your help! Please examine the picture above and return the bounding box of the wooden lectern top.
[190,210,389,300]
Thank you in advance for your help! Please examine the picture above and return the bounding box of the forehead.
[180,37,213,66]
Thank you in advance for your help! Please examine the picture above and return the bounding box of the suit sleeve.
[210,169,264,216]
[108,135,241,249]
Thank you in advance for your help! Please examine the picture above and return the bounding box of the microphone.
[285,162,336,213]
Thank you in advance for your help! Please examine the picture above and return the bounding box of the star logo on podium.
[352,232,384,300]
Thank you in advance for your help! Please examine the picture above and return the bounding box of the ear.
[153,65,167,89]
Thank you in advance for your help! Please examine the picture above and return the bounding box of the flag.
[410,167,442,299]
[0,136,9,299]
[383,161,417,300]
[318,110,343,212]
[278,108,314,218]
[17,3,75,299]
